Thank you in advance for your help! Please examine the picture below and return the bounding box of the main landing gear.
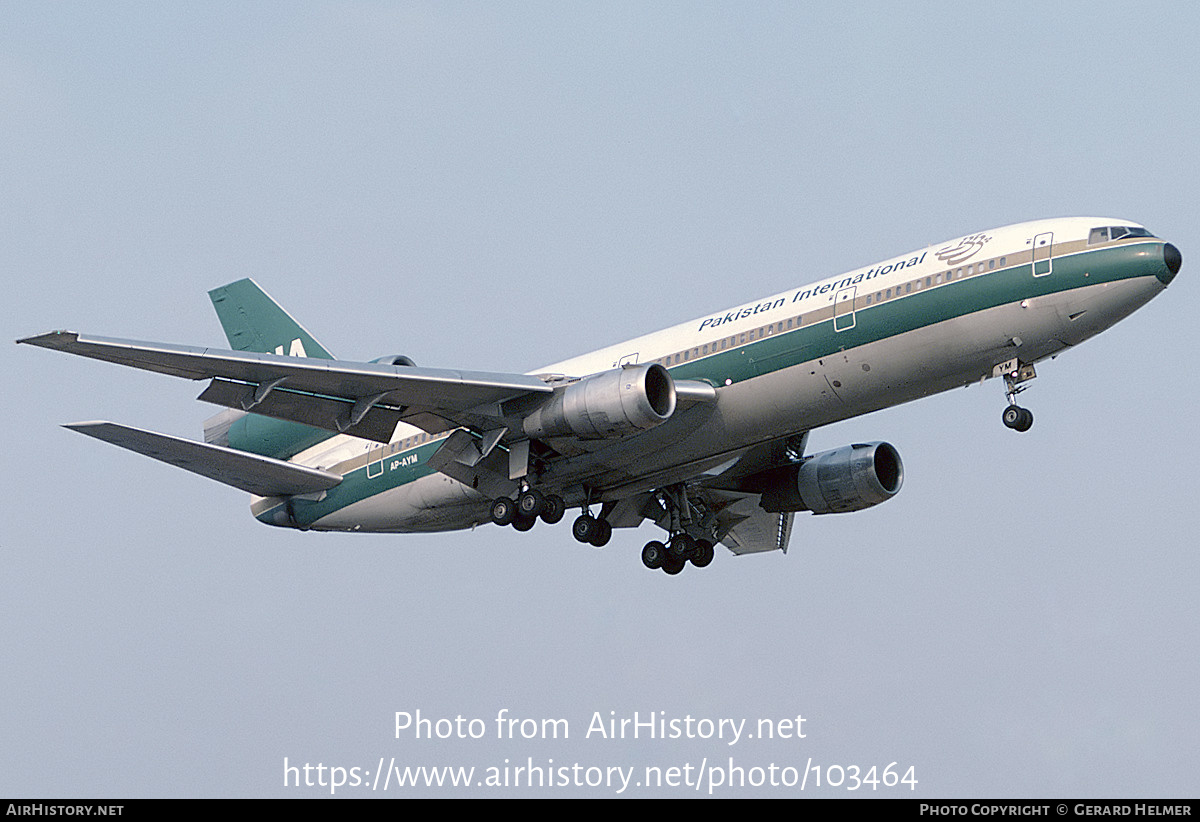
[640,534,714,575]
[490,487,566,532]
[491,488,612,546]
[1000,362,1036,433]
[487,481,718,575]
[638,483,717,575]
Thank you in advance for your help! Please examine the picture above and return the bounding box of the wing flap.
[19,331,554,436]
[720,508,794,555]
[197,378,402,444]
[64,421,343,497]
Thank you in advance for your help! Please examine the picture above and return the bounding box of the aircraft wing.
[19,331,554,443]
[64,421,343,497]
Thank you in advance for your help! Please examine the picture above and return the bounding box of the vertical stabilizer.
[208,278,335,359]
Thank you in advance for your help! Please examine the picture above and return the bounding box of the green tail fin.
[208,278,335,360]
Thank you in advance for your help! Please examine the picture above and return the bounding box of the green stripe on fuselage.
[257,438,447,527]
[666,242,1167,386]
[259,241,1168,527]
[228,414,336,460]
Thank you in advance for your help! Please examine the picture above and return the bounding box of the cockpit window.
[1089,225,1156,244]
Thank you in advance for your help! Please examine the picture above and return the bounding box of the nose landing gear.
[1000,362,1036,432]
[1002,404,1033,432]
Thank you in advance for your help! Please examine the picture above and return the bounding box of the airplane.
[18,217,1181,575]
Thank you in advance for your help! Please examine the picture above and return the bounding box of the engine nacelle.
[371,354,417,367]
[522,363,676,440]
[760,441,903,514]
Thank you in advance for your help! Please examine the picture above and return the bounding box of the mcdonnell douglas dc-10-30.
[19,218,1181,574]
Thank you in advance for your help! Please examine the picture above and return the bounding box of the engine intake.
[760,441,903,514]
[522,363,676,440]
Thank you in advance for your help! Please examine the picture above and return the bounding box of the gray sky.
[2,1,1196,797]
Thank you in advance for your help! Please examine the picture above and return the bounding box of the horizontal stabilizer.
[64,421,343,497]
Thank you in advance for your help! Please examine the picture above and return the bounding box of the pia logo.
[936,233,991,265]
[273,338,308,357]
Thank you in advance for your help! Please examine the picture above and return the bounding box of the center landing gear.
[571,509,612,547]
[1000,362,1036,432]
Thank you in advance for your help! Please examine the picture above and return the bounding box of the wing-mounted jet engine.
[490,363,689,537]
[521,363,676,440]
[757,441,904,515]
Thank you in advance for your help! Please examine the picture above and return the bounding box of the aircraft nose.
[1159,243,1182,285]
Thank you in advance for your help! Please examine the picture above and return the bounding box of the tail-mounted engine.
[760,441,904,514]
[522,363,677,440]
[371,354,417,367]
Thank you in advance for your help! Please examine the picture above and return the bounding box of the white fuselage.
[283,217,1171,533]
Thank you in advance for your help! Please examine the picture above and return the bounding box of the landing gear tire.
[641,541,666,569]
[668,533,696,560]
[690,539,715,568]
[572,514,596,544]
[1002,405,1034,432]
[588,518,612,548]
[540,494,566,525]
[490,497,516,526]
[512,514,536,532]
[662,557,685,575]
[518,489,545,518]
